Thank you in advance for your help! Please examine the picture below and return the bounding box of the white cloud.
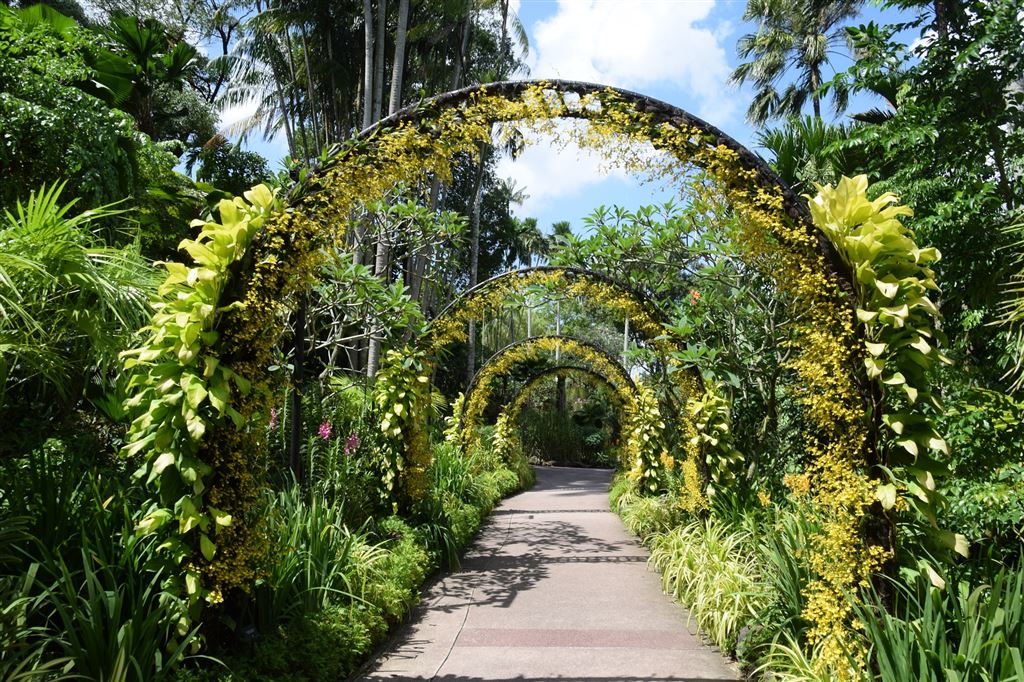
[495,131,627,217]
[218,101,258,133]
[526,0,736,123]
[494,121,670,219]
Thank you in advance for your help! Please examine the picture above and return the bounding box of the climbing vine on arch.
[505,365,633,427]
[117,79,950,673]
[457,335,636,450]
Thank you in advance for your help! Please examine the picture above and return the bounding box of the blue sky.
[237,0,917,235]
[494,0,915,234]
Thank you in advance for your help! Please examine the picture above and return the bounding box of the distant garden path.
[358,467,739,681]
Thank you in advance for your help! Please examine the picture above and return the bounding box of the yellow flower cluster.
[506,366,632,427]
[124,82,908,668]
[783,472,812,499]
[460,336,634,448]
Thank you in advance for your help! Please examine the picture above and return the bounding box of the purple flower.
[318,421,332,439]
[343,432,360,456]
[268,407,279,429]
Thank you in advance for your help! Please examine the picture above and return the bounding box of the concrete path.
[358,466,740,681]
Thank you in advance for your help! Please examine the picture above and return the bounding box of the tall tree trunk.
[811,67,822,119]
[299,25,320,151]
[450,0,472,90]
[466,155,485,389]
[274,74,296,157]
[282,32,310,158]
[362,0,374,130]
[388,0,409,116]
[368,0,412,375]
[498,0,510,78]
[933,0,958,40]
[623,317,630,361]
[290,88,310,160]
[555,301,564,414]
[326,25,338,139]
[409,177,441,306]
[372,0,387,123]
[366,220,392,378]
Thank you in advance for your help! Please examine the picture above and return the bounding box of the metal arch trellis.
[504,364,637,427]
[419,265,705,396]
[295,79,854,299]
[123,75,892,641]
[428,265,672,334]
[458,334,638,447]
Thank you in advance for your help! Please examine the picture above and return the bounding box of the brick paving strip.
[357,466,740,681]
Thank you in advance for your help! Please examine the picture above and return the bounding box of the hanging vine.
[459,335,635,449]
[116,82,947,674]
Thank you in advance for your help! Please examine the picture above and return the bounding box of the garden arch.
[458,334,639,449]
[425,265,681,356]
[506,365,635,426]
[122,80,940,660]
[503,365,637,464]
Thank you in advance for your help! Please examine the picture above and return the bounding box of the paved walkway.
[358,466,739,681]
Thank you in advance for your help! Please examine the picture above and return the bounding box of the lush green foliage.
[3,0,1023,677]
[0,6,155,209]
[121,186,280,612]
[831,0,1024,376]
[0,182,156,417]
[852,569,1024,681]
[0,436,199,681]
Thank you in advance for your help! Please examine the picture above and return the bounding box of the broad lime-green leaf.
[876,483,898,510]
[200,533,216,561]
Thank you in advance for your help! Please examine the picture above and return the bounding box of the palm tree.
[0,183,156,412]
[730,0,862,125]
[996,215,1024,390]
[103,14,200,137]
[511,217,548,269]
[755,115,855,193]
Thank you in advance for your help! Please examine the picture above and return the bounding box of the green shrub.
[939,387,1024,569]
[484,469,521,499]
[363,517,432,622]
[851,566,1024,682]
[608,474,634,512]
[648,518,769,654]
[33,543,199,681]
[739,509,814,667]
[0,518,58,680]
[620,495,680,542]
[253,483,377,631]
[0,435,198,681]
[0,183,156,416]
[244,604,379,681]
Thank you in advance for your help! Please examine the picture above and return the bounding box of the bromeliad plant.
[686,385,745,504]
[121,185,281,616]
[808,176,965,571]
